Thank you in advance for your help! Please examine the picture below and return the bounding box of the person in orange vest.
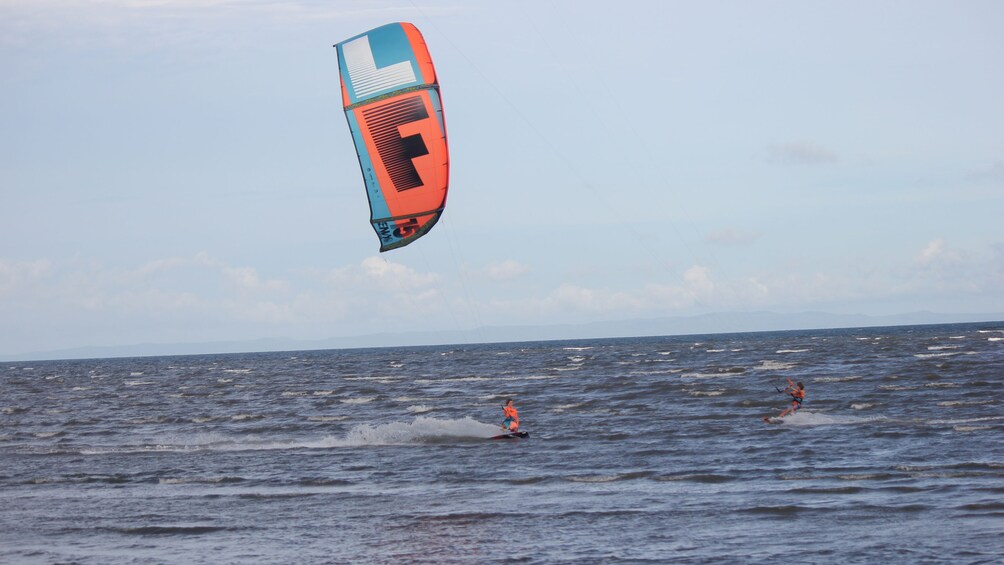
[774,378,806,419]
[501,398,519,432]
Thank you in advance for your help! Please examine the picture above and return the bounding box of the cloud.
[768,141,838,165]
[967,162,1004,183]
[471,259,530,282]
[916,238,963,266]
[0,0,407,49]
[705,227,762,246]
[222,266,288,294]
[328,256,441,292]
[0,259,53,293]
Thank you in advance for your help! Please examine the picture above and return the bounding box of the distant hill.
[2,310,1002,362]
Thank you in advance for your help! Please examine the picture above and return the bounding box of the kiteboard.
[763,416,784,425]
[491,431,529,440]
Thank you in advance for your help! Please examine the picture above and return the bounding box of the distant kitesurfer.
[501,399,519,432]
[766,378,806,421]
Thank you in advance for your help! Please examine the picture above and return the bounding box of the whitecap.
[776,411,881,426]
[929,416,1004,425]
[937,400,994,407]
[629,369,683,376]
[307,416,347,422]
[814,375,863,383]
[688,390,725,397]
[340,397,376,404]
[850,403,874,410]
[332,416,501,446]
[159,476,240,485]
[565,475,620,483]
[756,361,797,371]
[776,349,809,354]
[954,425,991,432]
[407,405,433,414]
[681,371,742,379]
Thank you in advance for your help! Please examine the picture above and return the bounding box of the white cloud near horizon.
[2,243,1003,356]
[705,227,763,246]
[768,141,838,165]
[916,238,963,267]
[468,259,530,282]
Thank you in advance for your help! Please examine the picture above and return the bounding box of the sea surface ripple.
[2,322,1003,564]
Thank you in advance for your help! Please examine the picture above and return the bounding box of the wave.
[755,361,797,371]
[652,473,732,483]
[563,471,652,483]
[110,525,229,536]
[158,476,245,485]
[340,397,376,404]
[814,375,863,383]
[687,390,726,397]
[954,426,992,432]
[307,416,347,422]
[74,417,505,454]
[774,411,884,427]
[931,399,995,409]
[335,417,501,445]
[928,416,1004,425]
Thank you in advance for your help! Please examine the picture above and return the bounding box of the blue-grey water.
[2,322,1003,564]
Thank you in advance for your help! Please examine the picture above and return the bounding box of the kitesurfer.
[500,399,519,432]
[766,378,806,421]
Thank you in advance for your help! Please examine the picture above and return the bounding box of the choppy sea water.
[2,322,1003,564]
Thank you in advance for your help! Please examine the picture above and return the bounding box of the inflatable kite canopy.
[335,23,449,252]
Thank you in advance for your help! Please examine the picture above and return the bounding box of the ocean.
[2,322,1002,564]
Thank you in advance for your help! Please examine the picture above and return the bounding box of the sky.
[1,0,1002,358]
